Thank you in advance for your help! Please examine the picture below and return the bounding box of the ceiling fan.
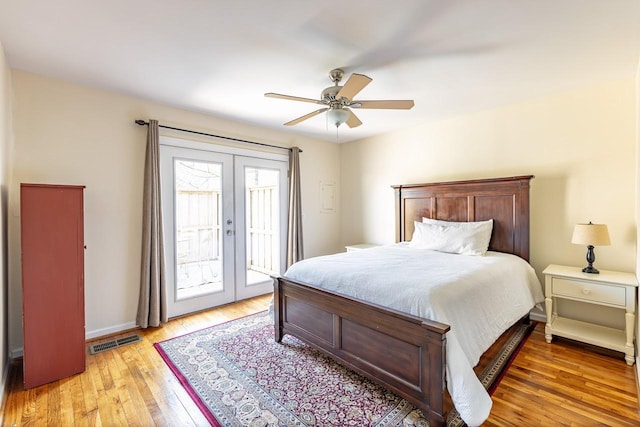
[265,68,414,128]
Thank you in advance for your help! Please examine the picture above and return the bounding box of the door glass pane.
[174,159,222,299]
[245,167,280,286]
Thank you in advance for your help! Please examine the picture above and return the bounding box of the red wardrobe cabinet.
[20,183,86,389]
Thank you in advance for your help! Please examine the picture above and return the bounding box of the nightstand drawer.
[552,277,625,306]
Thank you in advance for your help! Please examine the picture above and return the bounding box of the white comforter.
[284,243,544,426]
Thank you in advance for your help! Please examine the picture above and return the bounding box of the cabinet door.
[21,184,85,389]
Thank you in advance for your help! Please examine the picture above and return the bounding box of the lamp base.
[582,245,600,274]
[582,265,600,274]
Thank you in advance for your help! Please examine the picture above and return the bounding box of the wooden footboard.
[273,276,451,427]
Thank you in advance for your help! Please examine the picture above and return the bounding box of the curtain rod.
[134,120,301,153]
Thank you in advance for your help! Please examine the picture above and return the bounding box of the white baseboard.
[9,347,22,359]
[86,321,138,340]
[530,311,546,322]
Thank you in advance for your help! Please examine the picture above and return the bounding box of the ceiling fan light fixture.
[265,68,415,130]
[327,108,350,128]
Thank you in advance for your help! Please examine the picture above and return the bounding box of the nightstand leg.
[544,297,553,343]
[624,312,635,366]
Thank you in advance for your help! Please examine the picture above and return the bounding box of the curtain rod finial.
[135,120,147,126]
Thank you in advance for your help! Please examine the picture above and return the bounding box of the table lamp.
[571,222,610,274]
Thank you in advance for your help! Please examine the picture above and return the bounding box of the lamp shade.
[327,108,350,128]
[571,222,611,246]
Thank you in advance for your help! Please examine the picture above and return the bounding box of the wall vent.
[89,334,143,355]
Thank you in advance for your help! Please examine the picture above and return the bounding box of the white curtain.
[286,147,303,267]
[137,119,167,328]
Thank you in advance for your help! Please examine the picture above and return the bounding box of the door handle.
[226,229,234,236]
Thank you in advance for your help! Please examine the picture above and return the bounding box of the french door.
[160,139,288,317]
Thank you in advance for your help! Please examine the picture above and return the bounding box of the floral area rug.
[155,311,534,426]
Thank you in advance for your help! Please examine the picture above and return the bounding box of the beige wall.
[341,78,637,325]
[0,42,13,387]
[8,71,341,355]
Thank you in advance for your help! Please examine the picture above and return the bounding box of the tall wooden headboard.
[392,175,534,261]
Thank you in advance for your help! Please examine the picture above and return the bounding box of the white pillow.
[409,219,493,255]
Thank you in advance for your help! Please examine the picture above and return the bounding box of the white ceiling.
[1,0,639,143]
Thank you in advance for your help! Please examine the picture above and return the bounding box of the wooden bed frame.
[273,175,534,426]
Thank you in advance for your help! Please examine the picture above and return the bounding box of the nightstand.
[543,264,638,365]
[345,243,379,252]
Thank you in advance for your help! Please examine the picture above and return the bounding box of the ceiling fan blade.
[345,109,362,128]
[265,92,325,105]
[284,108,329,126]
[336,73,372,101]
[353,100,415,110]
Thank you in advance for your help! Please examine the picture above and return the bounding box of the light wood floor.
[1,294,639,426]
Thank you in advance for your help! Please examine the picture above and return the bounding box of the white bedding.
[283,243,544,426]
